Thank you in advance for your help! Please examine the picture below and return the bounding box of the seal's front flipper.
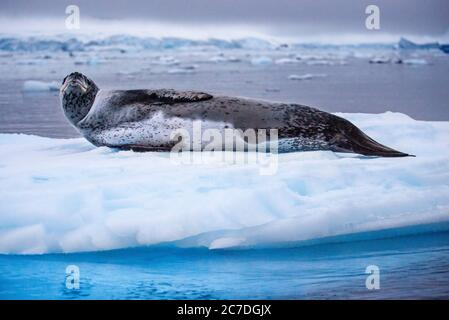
[119,144,174,152]
[329,118,413,157]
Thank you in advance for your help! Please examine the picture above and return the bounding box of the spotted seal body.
[60,72,411,157]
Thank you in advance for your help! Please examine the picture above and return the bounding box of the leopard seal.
[60,72,411,157]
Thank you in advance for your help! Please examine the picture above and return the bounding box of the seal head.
[60,72,99,126]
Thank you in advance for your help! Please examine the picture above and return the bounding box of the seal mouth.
[61,77,88,94]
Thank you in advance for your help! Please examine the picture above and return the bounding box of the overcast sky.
[1,0,448,38]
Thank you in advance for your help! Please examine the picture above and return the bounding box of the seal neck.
[61,86,98,126]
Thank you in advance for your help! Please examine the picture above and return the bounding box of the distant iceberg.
[250,56,273,66]
[0,35,277,53]
[398,37,440,50]
[0,34,418,54]
[397,37,449,54]
[0,36,84,52]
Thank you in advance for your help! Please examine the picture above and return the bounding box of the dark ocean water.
[1,225,449,300]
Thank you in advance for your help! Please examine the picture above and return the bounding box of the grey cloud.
[1,0,448,35]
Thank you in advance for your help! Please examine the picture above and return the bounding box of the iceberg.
[398,37,440,50]
[0,36,84,52]
[0,35,277,53]
[1,112,449,254]
[2,34,438,58]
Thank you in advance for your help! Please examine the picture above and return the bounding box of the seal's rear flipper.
[330,120,414,157]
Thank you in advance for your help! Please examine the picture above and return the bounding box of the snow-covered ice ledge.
[1,112,449,254]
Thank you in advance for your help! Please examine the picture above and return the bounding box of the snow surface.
[1,112,449,254]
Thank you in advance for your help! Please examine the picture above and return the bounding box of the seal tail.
[330,118,413,157]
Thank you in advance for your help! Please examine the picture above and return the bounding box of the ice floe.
[1,112,449,254]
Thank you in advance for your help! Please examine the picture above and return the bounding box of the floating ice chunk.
[288,73,327,80]
[306,60,347,66]
[167,68,195,74]
[250,56,273,66]
[209,55,241,63]
[369,56,391,64]
[227,56,241,62]
[275,58,300,64]
[209,56,227,63]
[402,58,428,65]
[156,56,180,66]
[369,56,403,64]
[22,80,60,92]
